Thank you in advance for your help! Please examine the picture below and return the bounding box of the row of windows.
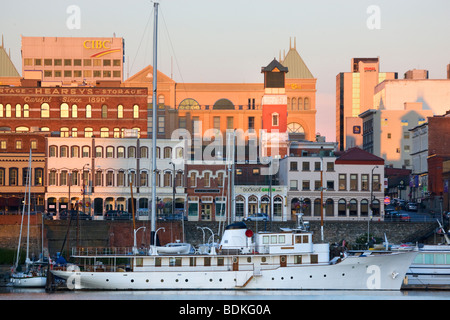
[290,161,334,172]
[24,58,122,67]
[42,70,121,78]
[287,97,311,111]
[0,103,140,119]
[48,170,183,188]
[290,198,381,217]
[0,168,44,186]
[49,145,183,159]
[0,140,39,150]
[289,174,381,192]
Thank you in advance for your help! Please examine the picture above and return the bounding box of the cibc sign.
[83,40,111,49]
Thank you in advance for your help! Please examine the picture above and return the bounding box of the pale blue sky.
[1,0,450,140]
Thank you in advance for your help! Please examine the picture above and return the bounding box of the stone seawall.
[0,215,439,257]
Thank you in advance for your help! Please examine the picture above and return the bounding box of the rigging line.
[129,6,154,78]
[160,7,188,92]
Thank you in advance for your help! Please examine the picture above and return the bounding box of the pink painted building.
[21,36,124,86]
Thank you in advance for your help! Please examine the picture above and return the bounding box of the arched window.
[304,97,310,110]
[372,199,380,217]
[117,105,124,118]
[213,99,234,110]
[287,123,305,134]
[49,146,58,157]
[82,146,90,158]
[314,198,321,216]
[85,104,92,118]
[178,98,200,110]
[128,146,136,158]
[164,171,172,187]
[349,199,357,216]
[360,199,369,217]
[235,196,245,218]
[106,146,114,158]
[338,199,347,216]
[60,103,69,118]
[15,126,29,132]
[133,105,139,118]
[248,195,258,215]
[84,127,93,138]
[117,146,125,158]
[175,147,183,159]
[71,146,79,158]
[164,147,172,159]
[95,146,103,158]
[273,196,283,218]
[41,103,50,118]
[72,105,78,118]
[303,198,311,216]
[298,97,303,110]
[325,199,334,217]
[291,98,296,111]
[60,127,69,137]
[140,171,148,187]
[5,104,11,117]
[140,146,148,158]
[60,146,69,158]
[100,127,109,138]
[15,104,21,117]
[102,105,108,118]
[23,104,29,118]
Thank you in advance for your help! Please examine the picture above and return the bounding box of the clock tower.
[261,59,289,158]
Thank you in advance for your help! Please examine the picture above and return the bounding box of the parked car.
[385,210,400,221]
[243,213,269,222]
[105,210,131,220]
[158,213,187,221]
[59,209,91,220]
[399,213,411,222]
[407,202,418,211]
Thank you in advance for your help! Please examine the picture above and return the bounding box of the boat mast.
[25,149,32,265]
[151,1,159,237]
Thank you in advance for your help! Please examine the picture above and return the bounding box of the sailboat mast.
[26,149,32,265]
[151,2,159,235]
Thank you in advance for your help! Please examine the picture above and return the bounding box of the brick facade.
[0,86,148,138]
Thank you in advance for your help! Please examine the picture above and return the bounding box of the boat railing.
[71,247,143,257]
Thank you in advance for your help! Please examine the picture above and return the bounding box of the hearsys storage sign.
[0,87,147,96]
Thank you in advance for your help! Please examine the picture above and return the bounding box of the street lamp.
[368,165,379,249]
[151,227,165,255]
[133,226,146,255]
[82,163,90,216]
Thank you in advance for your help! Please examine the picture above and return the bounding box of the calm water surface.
[1,287,450,300]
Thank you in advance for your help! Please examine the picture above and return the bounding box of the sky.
[1,0,450,141]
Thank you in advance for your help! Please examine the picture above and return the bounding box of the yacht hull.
[52,251,416,291]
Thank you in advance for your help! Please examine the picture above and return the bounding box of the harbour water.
[2,287,450,300]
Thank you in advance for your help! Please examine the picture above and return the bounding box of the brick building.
[0,132,47,213]
[0,86,148,138]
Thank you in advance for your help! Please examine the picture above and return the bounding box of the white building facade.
[45,137,186,219]
[279,148,385,221]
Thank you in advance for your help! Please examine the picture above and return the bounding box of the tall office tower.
[336,58,397,151]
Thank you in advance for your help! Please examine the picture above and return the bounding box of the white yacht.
[51,220,416,291]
